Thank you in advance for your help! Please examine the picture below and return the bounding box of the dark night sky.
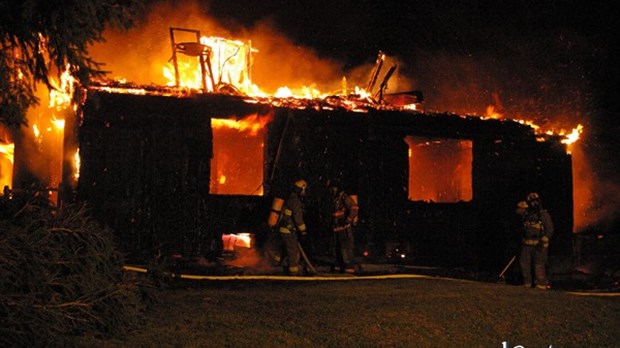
[199,0,618,174]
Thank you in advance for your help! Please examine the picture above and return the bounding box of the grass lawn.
[77,274,620,347]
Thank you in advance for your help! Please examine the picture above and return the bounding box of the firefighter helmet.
[526,192,540,202]
[294,179,308,190]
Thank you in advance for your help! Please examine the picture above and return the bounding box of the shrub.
[0,193,153,347]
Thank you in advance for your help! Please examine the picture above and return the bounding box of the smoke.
[572,140,620,232]
[410,49,588,125]
[405,35,619,233]
[225,247,276,274]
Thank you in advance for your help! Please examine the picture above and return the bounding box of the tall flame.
[73,149,80,180]
[0,142,15,190]
[7,63,80,202]
[49,64,75,110]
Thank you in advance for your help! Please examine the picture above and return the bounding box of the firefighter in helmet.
[276,179,308,275]
[519,192,554,289]
[328,178,359,273]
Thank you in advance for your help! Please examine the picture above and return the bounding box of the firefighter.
[276,179,308,275]
[519,192,554,289]
[328,179,359,273]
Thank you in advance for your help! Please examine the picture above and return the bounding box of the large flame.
[0,64,80,201]
[162,32,366,101]
[210,112,273,195]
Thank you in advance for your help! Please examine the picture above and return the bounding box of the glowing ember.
[273,86,324,99]
[92,84,148,95]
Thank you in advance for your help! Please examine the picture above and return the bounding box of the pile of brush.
[0,192,153,346]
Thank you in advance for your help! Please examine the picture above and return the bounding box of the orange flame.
[222,232,253,250]
[0,143,14,164]
[485,104,584,151]
[560,124,583,145]
[0,142,15,190]
[50,65,81,185]
[485,105,502,119]
[162,33,377,100]
[210,113,272,195]
[73,149,81,180]
[164,35,256,94]
[211,113,273,136]
[49,64,75,110]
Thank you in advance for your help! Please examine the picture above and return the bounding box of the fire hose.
[498,255,517,280]
[120,265,620,295]
[298,241,317,275]
[123,264,432,281]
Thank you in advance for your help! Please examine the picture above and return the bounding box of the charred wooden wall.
[77,91,573,270]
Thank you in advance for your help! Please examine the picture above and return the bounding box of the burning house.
[72,86,573,270]
[1,28,578,272]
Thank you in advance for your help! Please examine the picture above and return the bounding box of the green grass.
[78,276,620,347]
